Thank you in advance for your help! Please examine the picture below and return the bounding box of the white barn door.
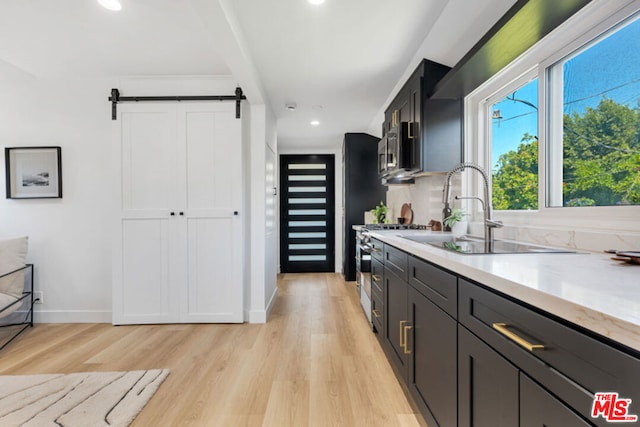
[113,102,243,325]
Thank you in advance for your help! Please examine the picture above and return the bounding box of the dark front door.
[280,154,335,273]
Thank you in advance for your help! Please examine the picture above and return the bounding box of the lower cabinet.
[520,373,592,427]
[384,266,408,375]
[374,242,640,427]
[458,325,519,427]
[408,286,457,427]
[383,251,458,426]
[458,325,593,427]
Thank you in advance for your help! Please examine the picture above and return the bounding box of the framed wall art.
[5,147,62,199]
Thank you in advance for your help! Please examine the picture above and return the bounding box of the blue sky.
[490,14,640,169]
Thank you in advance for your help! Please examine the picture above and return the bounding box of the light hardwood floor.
[0,273,426,426]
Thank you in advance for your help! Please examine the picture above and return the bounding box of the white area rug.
[0,369,169,427]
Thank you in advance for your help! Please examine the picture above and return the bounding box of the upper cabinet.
[382,59,462,178]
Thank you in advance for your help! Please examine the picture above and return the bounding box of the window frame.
[465,0,640,232]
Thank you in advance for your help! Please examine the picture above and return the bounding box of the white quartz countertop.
[368,230,640,353]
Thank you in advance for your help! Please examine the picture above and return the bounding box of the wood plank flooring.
[0,273,426,426]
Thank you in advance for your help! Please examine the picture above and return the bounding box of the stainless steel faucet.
[442,162,503,250]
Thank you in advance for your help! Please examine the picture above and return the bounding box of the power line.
[564,78,640,106]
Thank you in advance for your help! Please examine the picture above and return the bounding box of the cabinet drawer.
[383,245,408,282]
[408,255,457,317]
[370,238,384,262]
[459,279,640,427]
[371,258,383,299]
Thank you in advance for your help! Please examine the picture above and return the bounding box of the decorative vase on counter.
[451,220,468,236]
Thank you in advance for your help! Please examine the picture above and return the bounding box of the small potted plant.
[371,201,389,224]
[444,207,468,236]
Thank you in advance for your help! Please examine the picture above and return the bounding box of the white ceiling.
[0,0,516,149]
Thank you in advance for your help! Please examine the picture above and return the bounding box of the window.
[490,77,539,210]
[547,13,640,207]
[469,2,640,222]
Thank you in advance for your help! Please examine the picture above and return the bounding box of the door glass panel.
[288,175,327,181]
[289,187,326,192]
[288,209,326,215]
[288,255,327,261]
[288,163,326,170]
[289,244,326,250]
[288,221,326,227]
[289,232,326,238]
[289,198,326,204]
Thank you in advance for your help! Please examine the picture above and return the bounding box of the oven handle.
[360,244,372,253]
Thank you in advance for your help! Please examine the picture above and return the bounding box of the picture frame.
[5,147,62,199]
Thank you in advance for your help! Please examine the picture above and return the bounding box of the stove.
[363,223,429,230]
[355,223,429,325]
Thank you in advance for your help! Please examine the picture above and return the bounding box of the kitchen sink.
[400,233,460,244]
[401,234,576,254]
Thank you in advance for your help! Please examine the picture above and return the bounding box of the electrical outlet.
[34,291,43,304]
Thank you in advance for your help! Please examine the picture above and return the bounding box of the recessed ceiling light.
[308,0,325,5]
[98,0,122,11]
[311,120,320,126]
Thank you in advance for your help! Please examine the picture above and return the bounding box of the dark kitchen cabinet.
[520,373,592,427]
[459,278,640,427]
[383,59,459,175]
[372,240,640,427]
[458,325,519,427]
[383,244,409,374]
[407,285,457,427]
[458,326,593,427]
[422,97,462,173]
[342,133,386,282]
[384,265,408,375]
[381,246,458,427]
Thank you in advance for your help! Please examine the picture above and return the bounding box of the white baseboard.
[246,288,278,324]
[34,310,111,323]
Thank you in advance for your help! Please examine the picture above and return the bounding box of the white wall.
[247,103,279,323]
[1,75,272,323]
[0,77,115,322]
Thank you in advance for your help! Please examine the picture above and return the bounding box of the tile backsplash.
[386,175,640,253]
[386,174,461,226]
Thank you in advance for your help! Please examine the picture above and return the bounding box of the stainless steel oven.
[356,224,430,325]
[355,228,372,323]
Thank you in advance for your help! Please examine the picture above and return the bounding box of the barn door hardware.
[108,87,246,120]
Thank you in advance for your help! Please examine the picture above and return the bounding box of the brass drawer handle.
[372,309,382,318]
[372,274,382,281]
[403,325,412,354]
[371,247,382,253]
[399,320,408,348]
[492,323,545,352]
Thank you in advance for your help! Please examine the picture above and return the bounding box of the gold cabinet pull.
[372,309,382,318]
[407,121,413,139]
[399,320,408,348]
[372,274,382,281]
[371,247,382,253]
[403,325,412,354]
[492,323,545,352]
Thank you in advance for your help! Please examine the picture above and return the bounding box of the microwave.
[378,122,418,178]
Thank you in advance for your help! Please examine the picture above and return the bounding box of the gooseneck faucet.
[442,162,503,250]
